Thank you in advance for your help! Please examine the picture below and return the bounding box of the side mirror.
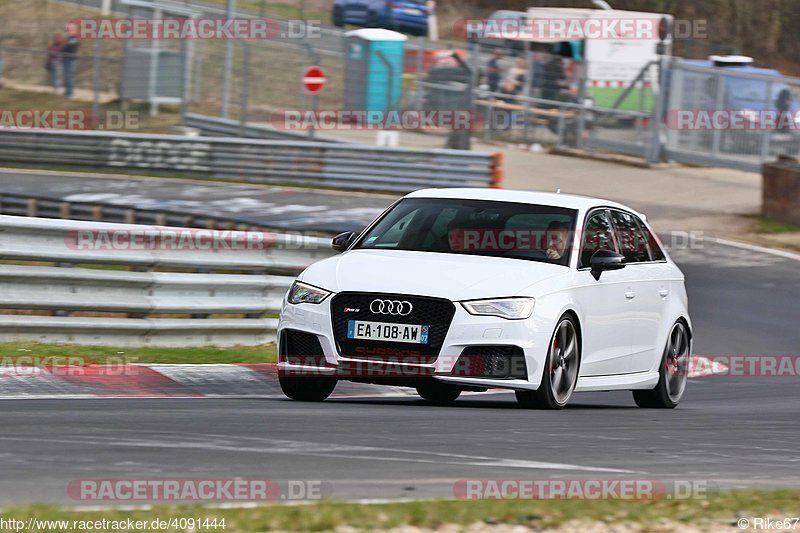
[589,249,626,280]
[332,231,356,253]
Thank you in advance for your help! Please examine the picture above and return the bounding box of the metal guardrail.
[183,113,345,143]
[0,215,337,346]
[0,191,264,231]
[0,128,502,192]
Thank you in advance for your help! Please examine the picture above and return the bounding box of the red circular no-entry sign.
[302,66,327,94]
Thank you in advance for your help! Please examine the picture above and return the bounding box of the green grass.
[0,342,276,365]
[0,87,181,133]
[749,215,800,234]
[1,489,799,531]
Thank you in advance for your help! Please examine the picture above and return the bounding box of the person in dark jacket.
[486,48,503,94]
[541,55,567,102]
[45,33,64,91]
[62,23,80,97]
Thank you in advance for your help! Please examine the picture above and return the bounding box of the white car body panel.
[278,188,691,395]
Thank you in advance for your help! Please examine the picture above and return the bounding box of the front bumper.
[277,295,551,391]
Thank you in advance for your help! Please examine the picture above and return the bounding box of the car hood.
[300,249,568,300]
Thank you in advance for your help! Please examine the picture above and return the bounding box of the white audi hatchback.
[277,189,692,409]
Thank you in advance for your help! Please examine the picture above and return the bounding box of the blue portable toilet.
[344,29,407,120]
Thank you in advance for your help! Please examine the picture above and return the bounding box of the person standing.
[486,48,503,94]
[62,23,80,97]
[541,55,567,102]
[502,57,527,96]
[45,33,64,91]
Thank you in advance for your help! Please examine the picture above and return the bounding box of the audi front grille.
[330,292,456,364]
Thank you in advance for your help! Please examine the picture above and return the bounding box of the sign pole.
[301,66,327,140]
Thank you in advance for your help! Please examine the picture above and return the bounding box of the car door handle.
[625,291,636,300]
[659,289,670,298]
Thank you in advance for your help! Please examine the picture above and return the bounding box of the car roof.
[405,188,639,215]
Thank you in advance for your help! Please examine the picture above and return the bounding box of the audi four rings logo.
[370,299,413,316]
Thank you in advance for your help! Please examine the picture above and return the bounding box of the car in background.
[683,55,800,154]
[332,0,429,36]
[278,189,692,410]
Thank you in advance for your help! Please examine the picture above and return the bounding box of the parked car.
[684,56,800,155]
[332,0,429,36]
[278,189,692,410]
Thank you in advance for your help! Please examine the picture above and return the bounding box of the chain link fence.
[2,0,800,173]
[665,59,800,172]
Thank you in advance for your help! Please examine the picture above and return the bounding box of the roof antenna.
[556,188,561,194]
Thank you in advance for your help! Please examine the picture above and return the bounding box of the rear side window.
[580,210,617,268]
[635,217,666,262]
[610,210,651,263]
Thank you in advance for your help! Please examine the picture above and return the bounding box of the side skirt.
[575,371,659,392]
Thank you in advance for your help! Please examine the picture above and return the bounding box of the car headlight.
[287,281,331,305]
[461,297,535,320]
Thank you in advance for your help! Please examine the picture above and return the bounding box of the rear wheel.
[633,321,690,408]
[279,374,336,402]
[517,315,580,410]
[416,381,461,405]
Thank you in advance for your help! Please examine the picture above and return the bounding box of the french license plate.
[403,8,421,15]
[347,320,429,344]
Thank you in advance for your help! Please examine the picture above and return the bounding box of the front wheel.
[279,374,336,402]
[416,381,461,404]
[517,315,580,409]
[633,321,690,408]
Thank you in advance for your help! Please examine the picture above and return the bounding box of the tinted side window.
[635,217,666,261]
[580,211,616,268]
[610,210,650,263]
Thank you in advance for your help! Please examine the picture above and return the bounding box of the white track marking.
[709,237,800,262]
[0,434,637,474]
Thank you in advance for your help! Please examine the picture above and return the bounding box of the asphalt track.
[0,170,799,504]
[0,170,391,233]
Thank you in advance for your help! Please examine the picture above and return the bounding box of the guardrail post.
[26,199,37,217]
[489,152,504,188]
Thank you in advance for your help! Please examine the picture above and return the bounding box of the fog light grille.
[452,346,527,379]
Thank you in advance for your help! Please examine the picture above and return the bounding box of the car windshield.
[354,198,577,266]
